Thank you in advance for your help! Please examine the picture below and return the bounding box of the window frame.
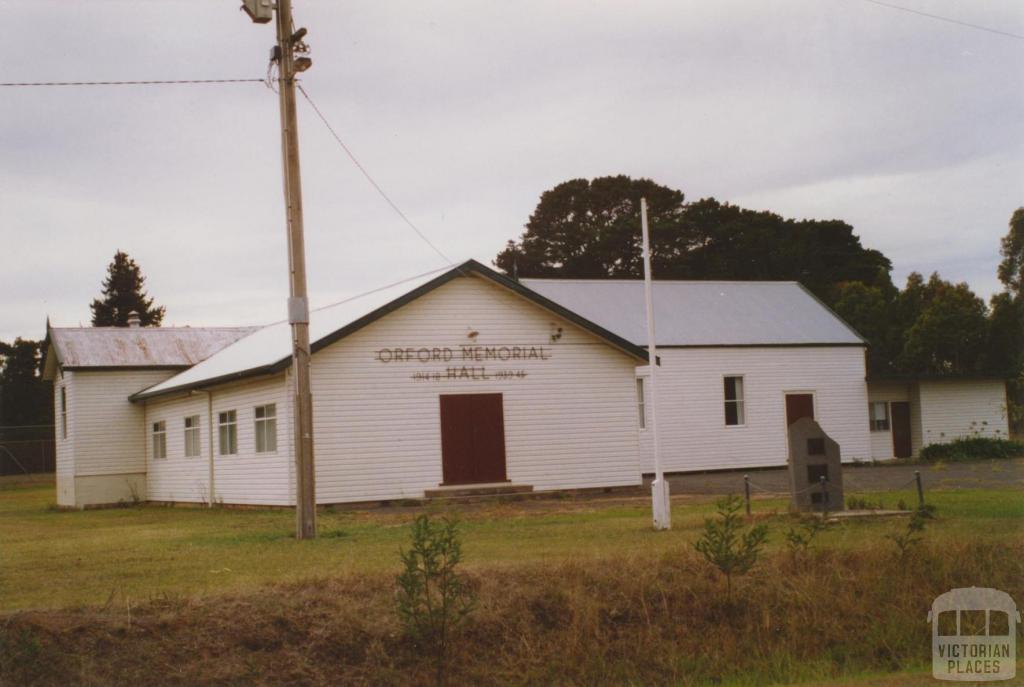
[254,403,277,454]
[636,378,647,431]
[218,410,238,456]
[869,401,890,432]
[723,375,746,427]
[184,415,201,458]
[152,420,167,460]
[60,387,68,439]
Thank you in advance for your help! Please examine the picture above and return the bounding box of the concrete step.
[424,483,534,498]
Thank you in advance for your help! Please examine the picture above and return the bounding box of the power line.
[853,0,1024,41]
[295,83,455,267]
[0,78,267,88]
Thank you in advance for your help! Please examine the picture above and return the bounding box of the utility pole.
[242,0,317,539]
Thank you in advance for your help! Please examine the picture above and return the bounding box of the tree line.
[495,176,1022,386]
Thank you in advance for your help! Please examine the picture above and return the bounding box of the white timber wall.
[866,381,912,460]
[918,379,1009,447]
[68,369,173,506]
[144,375,293,505]
[638,347,871,472]
[210,375,293,506]
[310,274,642,504]
[144,392,211,503]
[53,371,75,507]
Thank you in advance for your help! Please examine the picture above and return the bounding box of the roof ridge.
[520,278,802,285]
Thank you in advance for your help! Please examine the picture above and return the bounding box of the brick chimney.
[127,311,141,328]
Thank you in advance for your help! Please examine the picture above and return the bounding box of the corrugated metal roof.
[134,266,454,399]
[520,279,865,347]
[48,326,257,369]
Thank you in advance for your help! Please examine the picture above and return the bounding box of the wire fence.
[0,439,55,475]
[741,469,926,515]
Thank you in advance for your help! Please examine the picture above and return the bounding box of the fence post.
[914,470,924,509]
[819,475,829,519]
[743,474,751,516]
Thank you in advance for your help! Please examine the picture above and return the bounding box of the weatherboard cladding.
[918,379,1008,448]
[48,327,256,369]
[637,347,871,473]
[519,279,866,347]
[310,276,641,503]
[144,374,295,506]
[138,275,641,504]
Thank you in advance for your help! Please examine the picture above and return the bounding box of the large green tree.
[897,273,989,376]
[832,282,900,376]
[994,208,1024,436]
[0,338,52,435]
[495,176,893,304]
[89,251,165,327]
[997,207,1024,297]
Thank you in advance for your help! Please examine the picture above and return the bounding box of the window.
[869,402,890,431]
[184,415,201,457]
[152,421,167,459]
[636,378,646,430]
[218,410,237,455]
[60,387,67,439]
[724,376,745,426]
[255,404,277,453]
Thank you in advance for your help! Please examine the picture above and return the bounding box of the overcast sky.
[1,0,1022,342]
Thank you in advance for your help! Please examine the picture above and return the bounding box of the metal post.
[274,0,316,539]
[743,474,751,516]
[914,470,924,510]
[641,197,670,530]
[819,475,829,519]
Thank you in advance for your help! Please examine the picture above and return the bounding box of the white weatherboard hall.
[44,260,1005,508]
[46,262,648,507]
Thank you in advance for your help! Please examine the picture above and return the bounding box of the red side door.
[785,393,815,426]
[890,401,912,458]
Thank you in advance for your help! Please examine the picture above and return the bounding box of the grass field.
[2,475,1022,686]
[2,474,1022,611]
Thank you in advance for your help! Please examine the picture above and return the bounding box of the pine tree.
[89,251,165,327]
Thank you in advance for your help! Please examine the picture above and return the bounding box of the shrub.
[886,505,936,559]
[784,516,826,565]
[694,495,768,598]
[919,437,1024,462]
[396,514,476,686]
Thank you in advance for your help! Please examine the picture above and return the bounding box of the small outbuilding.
[866,377,1010,459]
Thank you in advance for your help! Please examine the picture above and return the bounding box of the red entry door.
[439,393,508,485]
[785,393,815,426]
[890,402,912,458]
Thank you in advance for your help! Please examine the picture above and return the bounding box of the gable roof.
[43,325,257,379]
[520,279,866,347]
[131,260,649,401]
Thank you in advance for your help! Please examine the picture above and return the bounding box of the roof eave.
[133,259,651,399]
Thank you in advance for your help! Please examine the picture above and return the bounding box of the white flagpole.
[641,197,671,530]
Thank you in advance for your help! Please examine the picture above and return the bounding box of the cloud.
[1,0,1021,341]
